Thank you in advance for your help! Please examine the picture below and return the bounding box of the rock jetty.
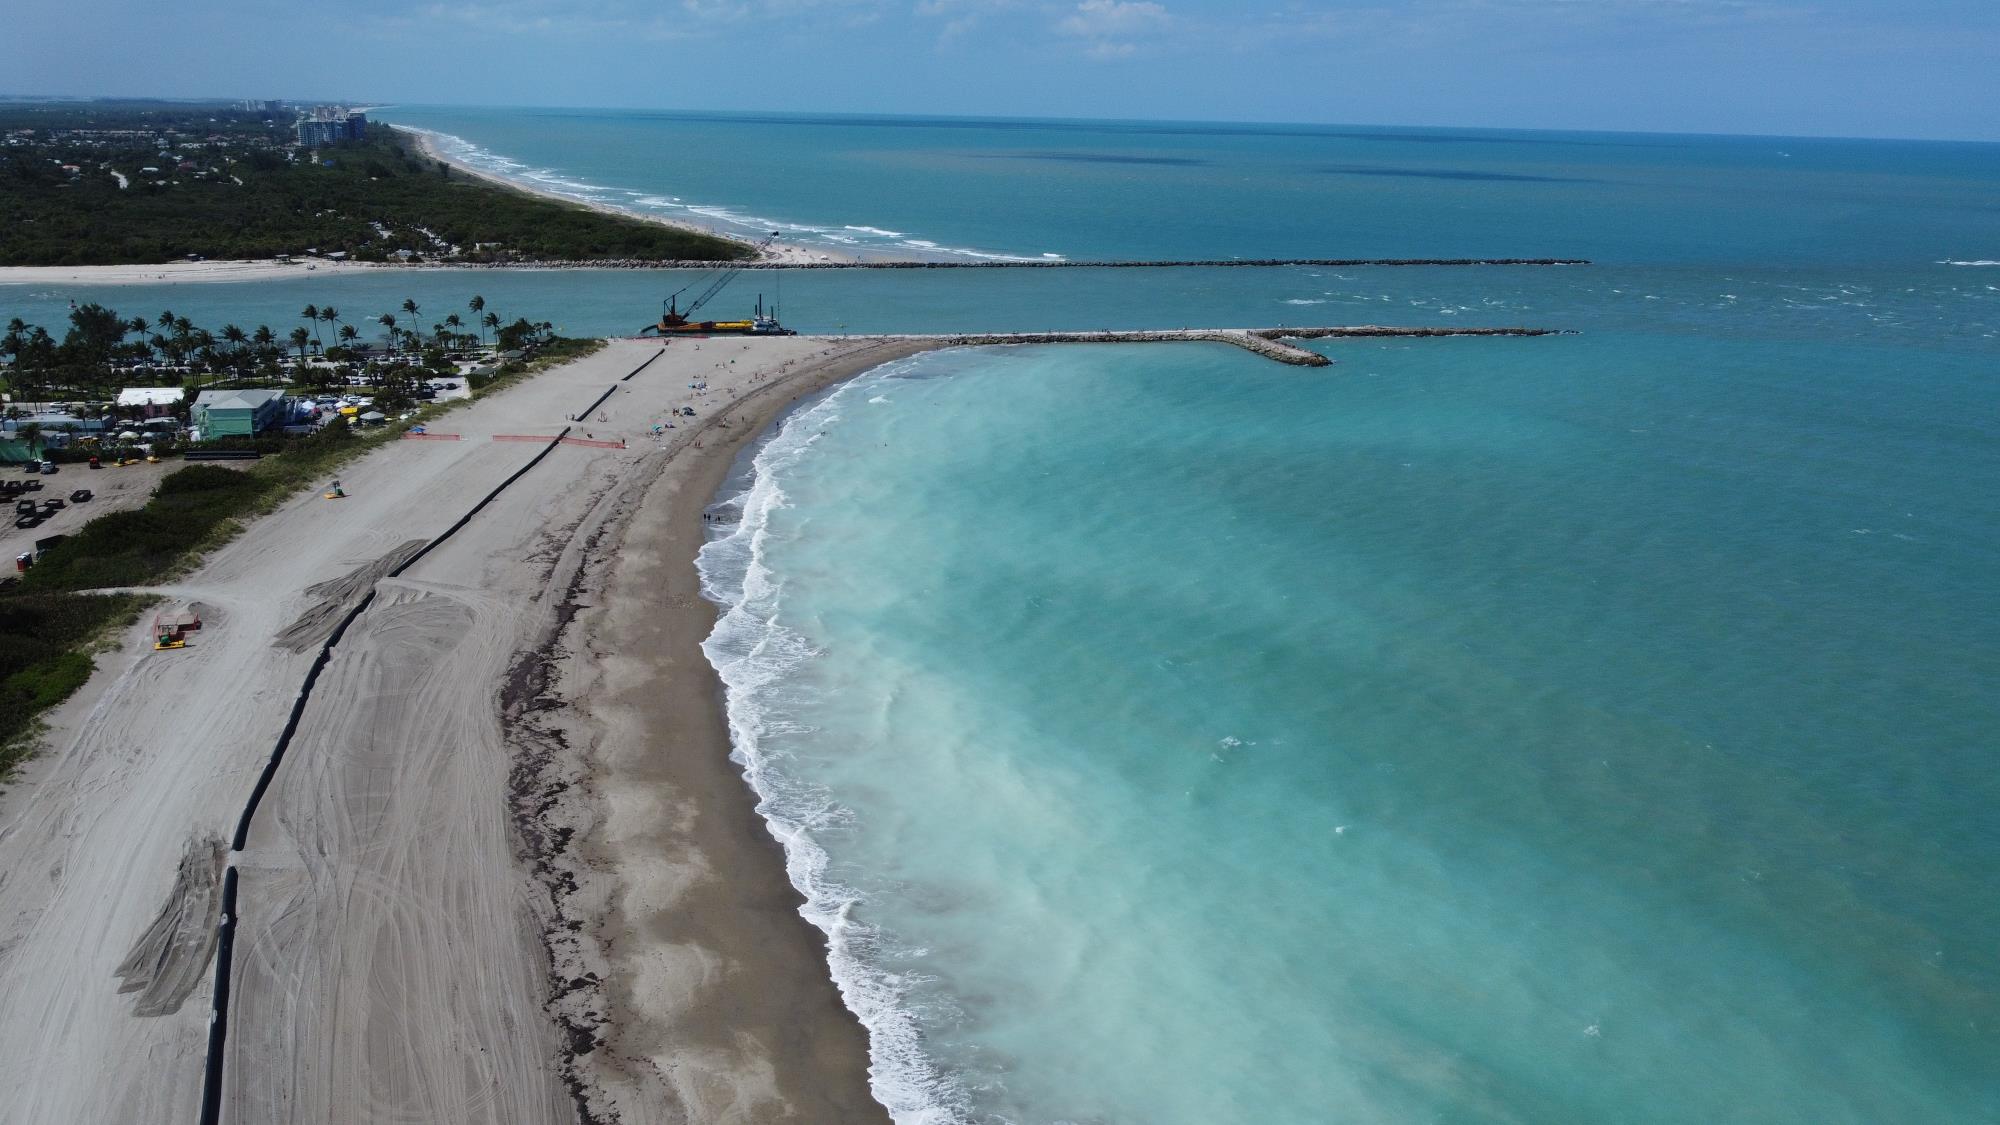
[912,325,1572,367]
[386,257,1590,271]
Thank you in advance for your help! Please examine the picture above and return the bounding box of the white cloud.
[1056,0,1170,38]
[1054,0,1173,58]
[408,0,886,37]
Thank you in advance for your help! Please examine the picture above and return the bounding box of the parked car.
[41,498,64,512]
[39,461,57,475]
[13,500,36,515]
[69,489,93,503]
[13,515,40,530]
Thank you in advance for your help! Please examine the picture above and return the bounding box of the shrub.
[0,590,144,765]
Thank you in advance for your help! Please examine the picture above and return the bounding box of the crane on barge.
[639,231,796,337]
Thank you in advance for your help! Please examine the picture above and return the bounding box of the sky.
[4,0,1997,140]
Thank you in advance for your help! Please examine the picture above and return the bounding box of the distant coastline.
[396,125,857,267]
[0,101,749,274]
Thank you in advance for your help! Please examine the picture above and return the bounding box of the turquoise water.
[377,106,2000,266]
[6,110,1999,1122]
[704,335,1998,1123]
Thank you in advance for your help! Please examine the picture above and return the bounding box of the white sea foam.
[1940,259,2000,266]
[1284,298,1328,306]
[397,124,1040,264]
[696,364,970,1125]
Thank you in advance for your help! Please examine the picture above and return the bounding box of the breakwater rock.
[387,257,1590,271]
[908,325,1573,367]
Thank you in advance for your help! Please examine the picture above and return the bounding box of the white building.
[116,387,185,418]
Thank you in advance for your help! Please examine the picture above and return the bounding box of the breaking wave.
[695,363,970,1125]
[397,125,1047,263]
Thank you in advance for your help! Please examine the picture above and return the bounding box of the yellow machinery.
[639,234,795,337]
[152,606,201,650]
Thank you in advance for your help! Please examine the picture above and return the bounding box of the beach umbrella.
[119,430,141,440]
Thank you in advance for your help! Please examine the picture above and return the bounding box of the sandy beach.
[401,127,853,267]
[0,258,382,286]
[526,339,931,1123]
[0,334,936,1122]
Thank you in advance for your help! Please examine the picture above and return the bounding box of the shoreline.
[0,254,1592,288]
[0,258,384,286]
[514,337,936,1122]
[399,125,859,267]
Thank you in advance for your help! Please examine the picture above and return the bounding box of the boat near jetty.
[639,233,798,336]
[642,293,795,337]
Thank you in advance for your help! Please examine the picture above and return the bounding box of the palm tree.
[338,324,359,349]
[289,326,312,364]
[378,313,399,354]
[301,304,321,345]
[320,305,341,343]
[253,324,276,354]
[220,324,248,374]
[481,312,499,345]
[401,299,420,333]
[128,316,151,362]
[3,319,27,366]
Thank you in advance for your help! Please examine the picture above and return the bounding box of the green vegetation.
[0,100,749,266]
[0,277,604,772]
[4,293,550,410]
[21,463,281,591]
[0,591,148,776]
[466,335,602,392]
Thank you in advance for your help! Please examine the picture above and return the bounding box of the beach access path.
[0,336,897,1124]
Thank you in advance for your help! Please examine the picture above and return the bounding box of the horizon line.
[4,92,1997,148]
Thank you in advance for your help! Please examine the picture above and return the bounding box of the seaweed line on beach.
[503,506,626,1125]
[499,390,782,1125]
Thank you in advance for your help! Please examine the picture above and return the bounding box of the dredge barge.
[639,232,796,337]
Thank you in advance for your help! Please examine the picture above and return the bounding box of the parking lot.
[2,459,188,571]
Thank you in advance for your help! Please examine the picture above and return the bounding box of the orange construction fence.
[402,432,463,440]
[560,436,628,449]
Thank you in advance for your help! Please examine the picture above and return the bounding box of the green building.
[191,389,284,437]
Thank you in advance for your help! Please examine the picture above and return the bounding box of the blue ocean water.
[376,106,2000,267]
[5,111,1999,1123]
[703,336,1998,1123]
